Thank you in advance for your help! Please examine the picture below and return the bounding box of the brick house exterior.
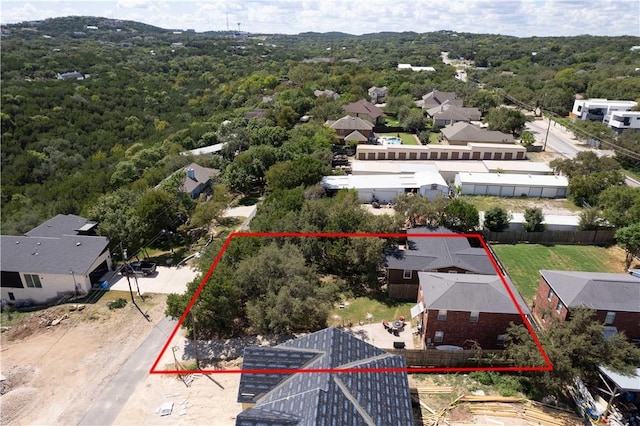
[533,270,640,342]
[326,115,374,144]
[385,228,496,300]
[416,272,530,349]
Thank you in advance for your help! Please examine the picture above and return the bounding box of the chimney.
[187,168,196,180]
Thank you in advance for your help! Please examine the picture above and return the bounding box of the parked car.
[121,261,157,276]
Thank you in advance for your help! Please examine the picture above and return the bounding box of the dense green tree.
[443,199,479,232]
[265,156,328,191]
[598,186,640,228]
[483,206,511,232]
[484,107,527,135]
[384,95,415,117]
[614,130,640,171]
[399,108,427,133]
[615,223,640,270]
[136,189,189,237]
[520,130,534,147]
[468,90,500,116]
[523,207,546,232]
[569,172,625,207]
[577,208,607,231]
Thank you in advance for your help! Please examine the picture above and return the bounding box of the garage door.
[500,186,515,196]
[475,185,488,195]
[541,187,557,198]
[487,185,501,196]
[529,187,543,197]
[358,190,373,202]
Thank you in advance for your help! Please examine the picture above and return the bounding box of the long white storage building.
[322,171,449,203]
[454,172,568,198]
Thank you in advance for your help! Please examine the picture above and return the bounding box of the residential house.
[313,89,340,100]
[342,99,385,125]
[244,109,267,120]
[1,214,112,306]
[416,90,463,110]
[441,122,515,145]
[416,272,530,349]
[176,163,219,199]
[427,103,482,128]
[533,270,640,342]
[321,170,449,204]
[325,115,374,143]
[454,172,568,198]
[368,86,388,104]
[236,327,414,425]
[604,110,640,134]
[57,71,85,80]
[385,228,496,300]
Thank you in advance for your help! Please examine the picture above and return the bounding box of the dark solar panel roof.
[236,407,301,426]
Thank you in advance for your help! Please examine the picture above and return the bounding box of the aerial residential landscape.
[1,1,640,425]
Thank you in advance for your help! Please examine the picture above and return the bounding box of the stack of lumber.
[466,402,521,418]
[458,395,524,403]
[523,401,583,426]
[415,386,454,395]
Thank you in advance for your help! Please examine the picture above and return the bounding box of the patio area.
[345,321,417,350]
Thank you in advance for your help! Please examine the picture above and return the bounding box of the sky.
[1,0,639,37]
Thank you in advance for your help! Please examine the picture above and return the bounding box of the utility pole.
[543,112,552,152]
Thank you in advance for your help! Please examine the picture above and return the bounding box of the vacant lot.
[459,195,581,214]
[492,244,628,303]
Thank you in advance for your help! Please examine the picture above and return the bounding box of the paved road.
[526,119,583,159]
[79,317,178,425]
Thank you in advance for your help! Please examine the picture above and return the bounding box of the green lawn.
[385,117,400,126]
[327,297,414,327]
[428,132,441,145]
[398,132,419,145]
[492,244,626,304]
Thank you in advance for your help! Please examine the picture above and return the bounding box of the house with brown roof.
[441,122,515,145]
[533,270,640,342]
[416,272,530,349]
[325,115,374,144]
[427,102,482,128]
[342,99,385,125]
[417,90,463,110]
[313,89,340,100]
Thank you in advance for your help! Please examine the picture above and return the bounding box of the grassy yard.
[398,132,419,145]
[492,244,627,304]
[327,296,414,327]
[428,132,441,145]
[385,117,400,126]
[458,195,582,213]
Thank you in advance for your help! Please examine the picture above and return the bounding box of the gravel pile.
[0,387,39,424]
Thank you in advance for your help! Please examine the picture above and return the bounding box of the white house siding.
[2,272,84,304]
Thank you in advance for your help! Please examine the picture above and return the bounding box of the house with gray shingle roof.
[368,86,388,104]
[342,99,385,125]
[236,327,414,426]
[427,102,481,128]
[416,90,462,110]
[325,115,374,144]
[161,163,219,199]
[533,270,640,342]
[441,122,515,145]
[416,272,529,349]
[385,227,496,300]
[1,215,112,306]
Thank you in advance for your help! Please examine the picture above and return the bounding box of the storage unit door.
[475,185,488,195]
[541,187,558,198]
[500,186,515,197]
[529,187,543,197]
[487,185,501,196]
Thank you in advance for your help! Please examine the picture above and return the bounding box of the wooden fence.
[386,348,513,368]
[482,229,616,245]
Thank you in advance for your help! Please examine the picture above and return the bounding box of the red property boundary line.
[150,232,553,374]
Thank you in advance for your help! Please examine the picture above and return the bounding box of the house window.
[556,301,563,314]
[403,270,412,280]
[437,310,447,321]
[431,184,438,190]
[577,105,582,112]
[24,274,42,288]
[547,289,553,301]
[497,335,506,347]
[8,292,15,301]
[604,312,616,325]
[470,311,479,323]
[434,331,444,343]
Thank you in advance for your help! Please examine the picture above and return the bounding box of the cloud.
[116,0,152,9]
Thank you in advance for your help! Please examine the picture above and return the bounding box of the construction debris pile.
[2,308,71,341]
